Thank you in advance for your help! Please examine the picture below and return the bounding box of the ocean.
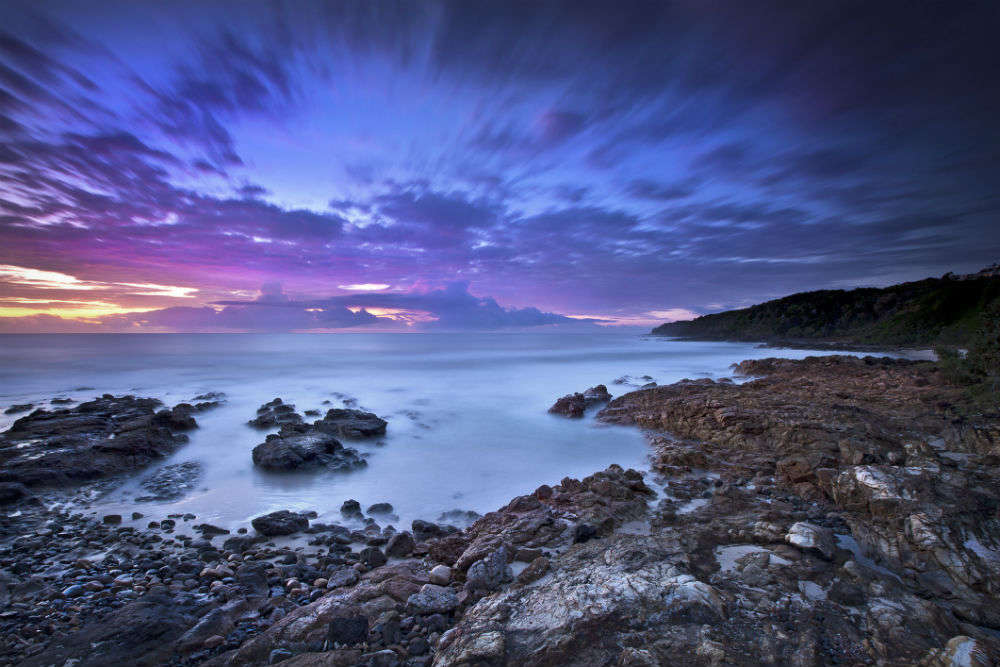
[0,333,860,530]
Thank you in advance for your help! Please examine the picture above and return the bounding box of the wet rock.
[136,460,204,501]
[548,384,612,418]
[367,502,394,515]
[313,408,387,438]
[412,519,458,542]
[252,429,365,472]
[341,499,363,518]
[249,398,303,429]
[0,394,194,486]
[252,510,310,536]
[785,521,835,560]
[327,568,360,589]
[102,513,122,524]
[4,403,33,414]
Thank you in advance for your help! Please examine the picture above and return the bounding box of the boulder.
[548,384,612,418]
[252,431,365,472]
[252,510,310,536]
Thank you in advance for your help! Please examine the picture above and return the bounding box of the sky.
[1,1,999,333]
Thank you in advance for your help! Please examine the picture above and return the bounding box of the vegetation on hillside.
[652,271,1000,348]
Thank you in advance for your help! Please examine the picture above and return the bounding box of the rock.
[406,584,459,615]
[429,564,452,585]
[341,499,363,518]
[327,568,360,589]
[252,510,310,536]
[367,502,394,515]
[195,522,230,536]
[0,481,30,504]
[249,398,303,428]
[4,403,33,414]
[17,589,203,667]
[0,394,194,487]
[548,384,612,418]
[516,556,550,584]
[252,430,365,472]
[412,519,457,542]
[435,535,725,666]
[465,546,510,592]
[269,648,294,664]
[313,408,387,438]
[359,546,387,568]
[327,615,368,645]
[103,514,122,524]
[573,522,598,543]
[785,521,836,560]
[385,531,415,558]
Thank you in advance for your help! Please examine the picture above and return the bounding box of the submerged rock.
[136,460,204,502]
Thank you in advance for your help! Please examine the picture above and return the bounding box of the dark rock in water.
[367,502,394,515]
[136,461,204,502]
[51,397,74,405]
[102,514,122,524]
[548,384,612,418]
[252,510,310,536]
[304,409,320,416]
[224,534,266,553]
[249,398,303,429]
[0,394,194,486]
[190,392,225,412]
[0,481,30,504]
[341,498,363,518]
[252,430,365,472]
[4,403,33,414]
[327,615,369,645]
[313,408,387,438]
[195,523,230,536]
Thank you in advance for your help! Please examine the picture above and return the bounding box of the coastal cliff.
[652,267,1000,347]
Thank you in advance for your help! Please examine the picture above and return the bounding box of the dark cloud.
[0,0,998,328]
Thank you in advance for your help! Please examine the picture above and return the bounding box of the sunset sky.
[1,1,999,332]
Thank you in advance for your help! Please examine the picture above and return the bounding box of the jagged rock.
[548,384,612,418]
[0,395,193,486]
[785,521,835,560]
[249,398,303,428]
[385,531,415,558]
[406,584,459,615]
[313,408,387,438]
[252,430,365,472]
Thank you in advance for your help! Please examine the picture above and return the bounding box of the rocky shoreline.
[2,355,999,666]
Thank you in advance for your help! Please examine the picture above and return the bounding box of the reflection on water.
[0,333,856,528]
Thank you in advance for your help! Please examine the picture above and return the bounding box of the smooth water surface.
[0,334,859,529]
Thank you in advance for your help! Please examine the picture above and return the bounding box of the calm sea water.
[0,334,860,530]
